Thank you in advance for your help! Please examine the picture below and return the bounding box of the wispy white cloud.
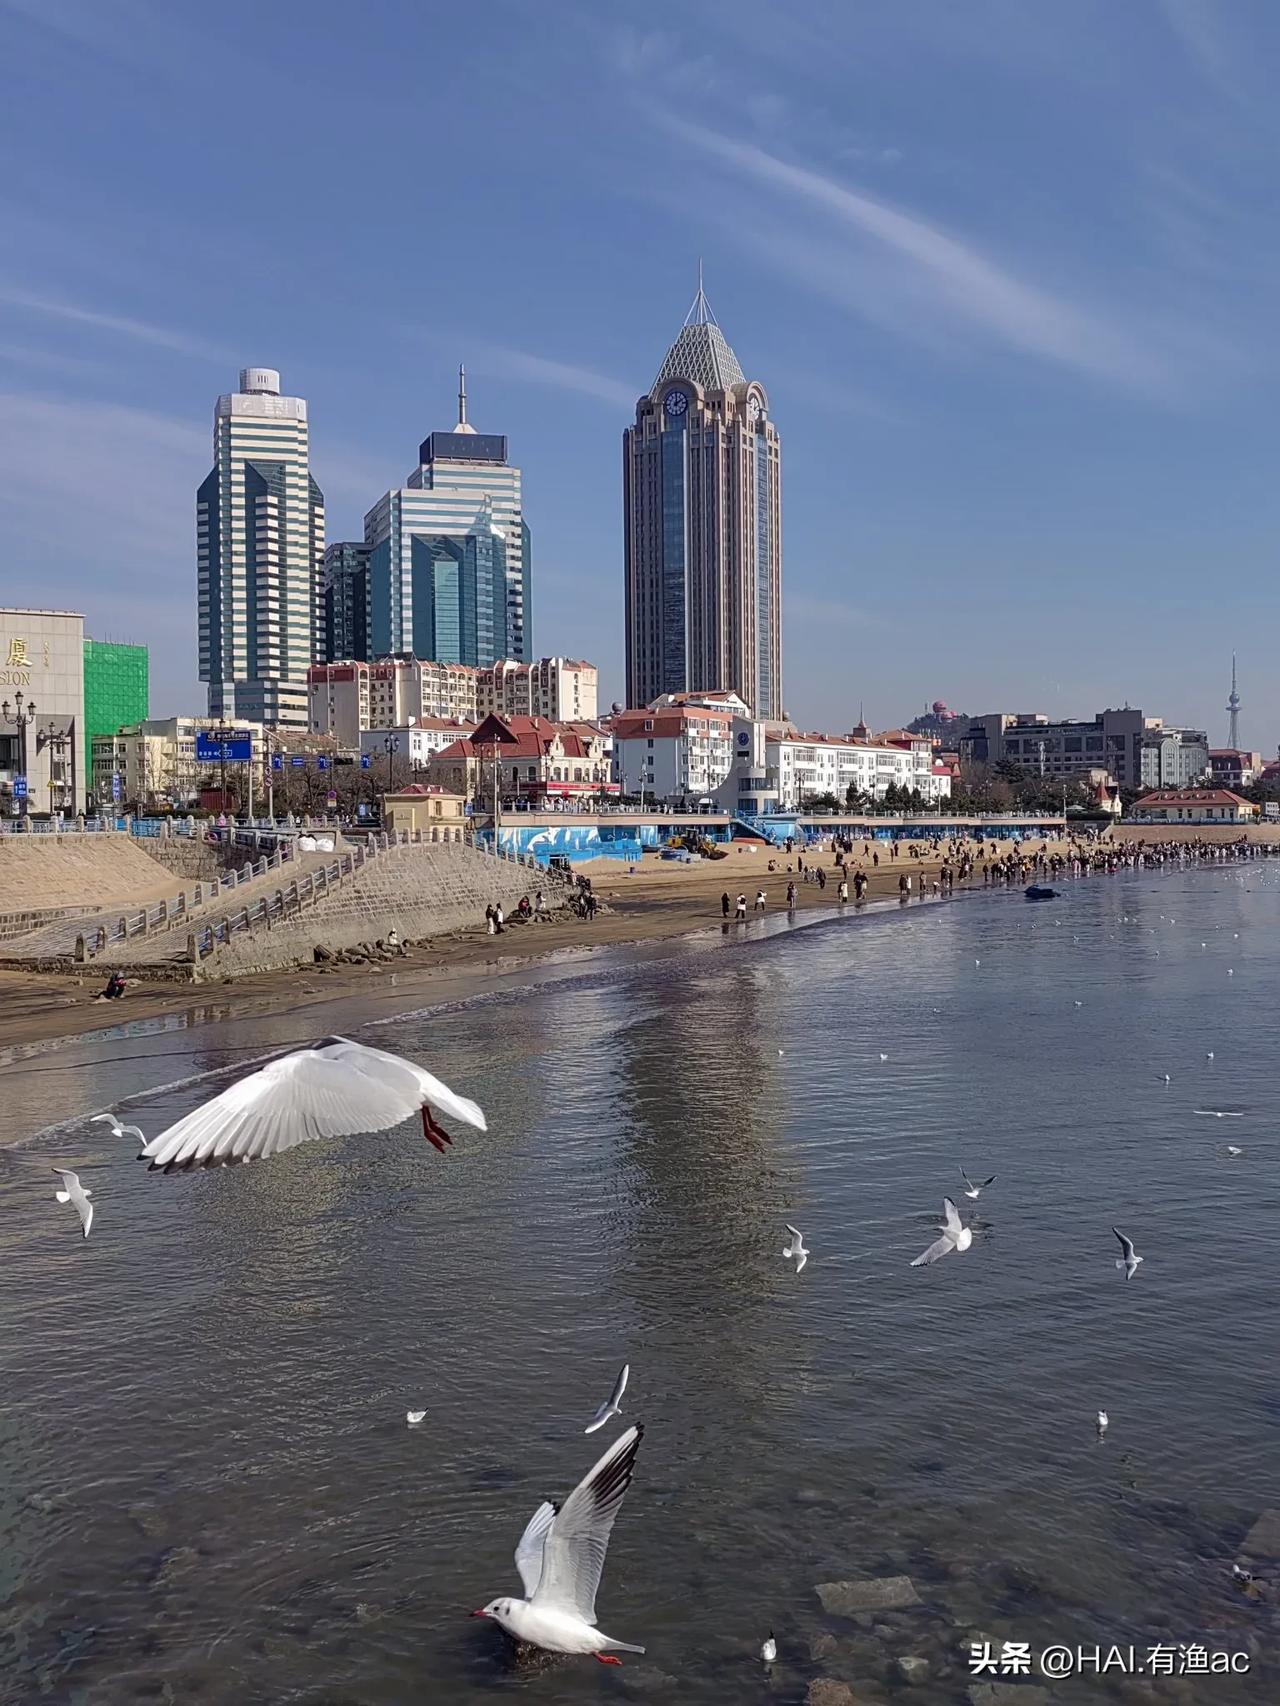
[0,390,205,705]
[0,286,225,360]
[662,117,1175,393]
[1155,0,1244,103]
[425,338,637,410]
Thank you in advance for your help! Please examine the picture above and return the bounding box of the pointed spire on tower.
[685,258,720,328]
[454,363,476,434]
[1227,651,1241,749]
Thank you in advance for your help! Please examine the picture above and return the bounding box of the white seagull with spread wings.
[911,1197,972,1267]
[137,1038,485,1171]
[584,1364,629,1435]
[473,1424,645,1664]
[53,1168,93,1237]
[1113,1227,1143,1280]
[91,1113,146,1143]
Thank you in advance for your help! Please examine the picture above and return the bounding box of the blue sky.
[1,0,1277,747]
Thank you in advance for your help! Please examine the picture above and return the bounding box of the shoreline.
[0,827,1268,1058]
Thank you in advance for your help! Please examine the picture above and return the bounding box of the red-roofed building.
[1130,788,1257,823]
[425,713,617,803]
[610,703,735,799]
[1208,749,1264,789]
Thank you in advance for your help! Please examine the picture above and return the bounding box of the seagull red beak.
[470,1609,489,1618]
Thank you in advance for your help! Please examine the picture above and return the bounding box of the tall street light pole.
[1,690,36,818]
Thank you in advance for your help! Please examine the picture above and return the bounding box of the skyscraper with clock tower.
[623,278,782,719]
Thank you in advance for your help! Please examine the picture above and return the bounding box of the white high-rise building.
[198,367,325,730]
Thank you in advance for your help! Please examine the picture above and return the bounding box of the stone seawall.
[206,842,552,978]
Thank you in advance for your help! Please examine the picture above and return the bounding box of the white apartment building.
[769,733,948,810]
[308,659,478,747]
[358,721,476,769]
[198,368,324,730]
[610,703,736,799]
[476,657,597,722]
[91,717,264,808]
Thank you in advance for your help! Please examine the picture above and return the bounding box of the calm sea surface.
[2,866,1278,1704]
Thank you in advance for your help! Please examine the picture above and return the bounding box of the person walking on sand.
[755,890,766,912]
[736,892,748,920]
[485,903,496,935]
[854,868,867,902]
[817,867,826,890]
[838,876,849,903]
[534,888,546,919]
[722,891,731,919]
[494,903,505,934]
[786,881,796,910]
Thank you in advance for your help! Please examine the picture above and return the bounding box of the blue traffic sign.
[196,732,252,764]
[12,775,27,799]
[359,753,371,769]
[290,756,305,768]
[316,755,329,771]
[271,753,283,771]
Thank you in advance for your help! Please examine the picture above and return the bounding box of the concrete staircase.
[120,831,560,980]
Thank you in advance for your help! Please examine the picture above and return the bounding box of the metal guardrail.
[73,842,297,962]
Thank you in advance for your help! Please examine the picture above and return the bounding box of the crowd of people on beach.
[716,832,1278,922]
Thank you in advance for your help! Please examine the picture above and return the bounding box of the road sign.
[316,755,329,771]
[290,756,305,768]
[12,775,27,799]
[196,732,252,763]
[271,753,283,772]
[326,789,338,808]
[359,752,371,769]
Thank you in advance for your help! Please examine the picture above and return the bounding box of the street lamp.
[1,691,36,817]
[36,720,71,813]
[383,732,399,801]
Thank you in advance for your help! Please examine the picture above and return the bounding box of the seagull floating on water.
[1113,1227,1143,1281]
[879,1052,889,1063]
[407,1410,426,1425]
[137,1038,485,1171]
[584,1364,629,1435]
[1233,1563,1253,1584]
[761,1633,777,1665]
[52,1168,93,1238]
[911,1198,972,1267]
[782,1225,809,1273]
[1226,1146,1244,1158]
[91,1113,145,1142]
[959,1167,996,1200]
[473,1424,645,1664]
[1096,1410,1109,1434]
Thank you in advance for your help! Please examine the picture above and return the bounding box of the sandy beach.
[0,834,1043,1052]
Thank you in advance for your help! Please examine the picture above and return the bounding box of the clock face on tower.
[664,389,688,417]
[747,395,762,421]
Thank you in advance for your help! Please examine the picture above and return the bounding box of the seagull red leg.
[593,1654,623,1666]
[421,1107,453,1153]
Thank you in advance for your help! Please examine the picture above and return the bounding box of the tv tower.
[1226,653,1241,749]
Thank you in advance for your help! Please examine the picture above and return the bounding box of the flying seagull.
[473,1424,645,1663]
[959,1167,996,1200]
[1113,1227,1143,1280]
[782,1224,809,1273]
[91,1112,145,1142]
[584,1364,629,1435]
[52,1168,93,1238]
[137,1038,486,1171]
[911,1198,972,1267]
[1195,1110,1244,1119]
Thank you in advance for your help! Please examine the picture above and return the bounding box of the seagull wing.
[90,1114,120,1133]
[139,1047,431,1170]
[609,1363,630,1409]
[942,1197,963,1235]
[514,1499,557,1598]
[959,1167,975,1191]
[980,1174,997,1188]
[531,1424,643,1625]
[1112,1227,1136,1263]
[322,1039,487,1132]
[784,1224,803,1240]
[911,1231,957,1267]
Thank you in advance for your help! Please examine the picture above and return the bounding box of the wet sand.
[0,837,1027,1053]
